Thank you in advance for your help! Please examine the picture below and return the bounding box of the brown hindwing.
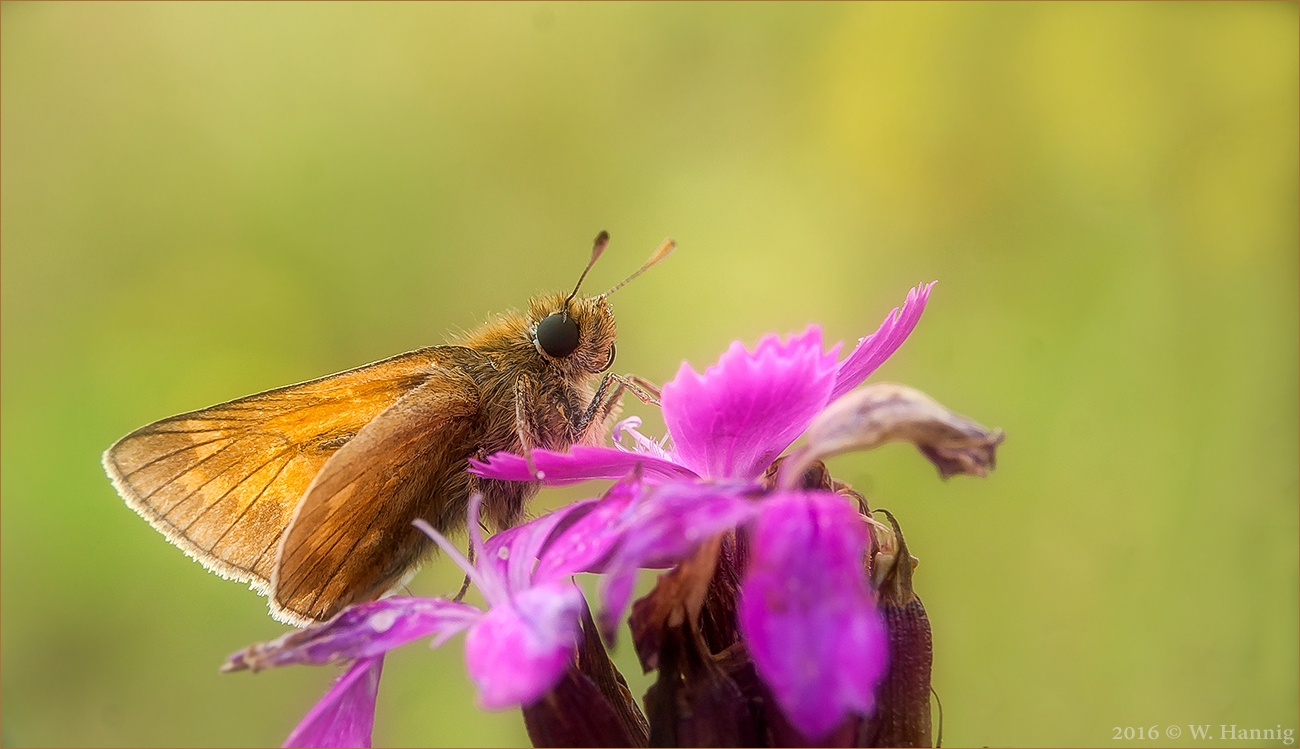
[271,367,484,624]
[102,347,456,597]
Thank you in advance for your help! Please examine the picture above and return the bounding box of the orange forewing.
[102,347,449,596]
[272,369,482,623]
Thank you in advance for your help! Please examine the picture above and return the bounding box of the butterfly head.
[526,231,673,378]
[528,292,617,376]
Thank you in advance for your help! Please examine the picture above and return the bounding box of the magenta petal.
[661,327,840,480]
[598,481,761,629]
[616,482,761,568]
[464,582,585,710]
[737,492,888,742]
[831,281,935,401]
[283,656,383,749]
[534,474,644,583]
[469,445,697,485]
[482,499,599,595]
[226,597,481,672]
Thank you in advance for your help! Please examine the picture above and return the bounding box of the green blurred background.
[2,2,1296,747]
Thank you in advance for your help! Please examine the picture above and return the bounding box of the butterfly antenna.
[602,237,676,298]
[566,230,611,305]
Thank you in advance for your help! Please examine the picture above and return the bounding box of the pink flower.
[223,281,1002,747]
[469,282,935,741]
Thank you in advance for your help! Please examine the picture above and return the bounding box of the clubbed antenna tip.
[566,230,611,304]
[603,237,675,298]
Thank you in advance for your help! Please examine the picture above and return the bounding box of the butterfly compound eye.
[537,312,581,358]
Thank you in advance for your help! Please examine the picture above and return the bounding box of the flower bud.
[863,510,933,748]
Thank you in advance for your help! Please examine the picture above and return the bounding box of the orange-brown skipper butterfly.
[103,232,672,626]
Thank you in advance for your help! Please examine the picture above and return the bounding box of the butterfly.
[103,232,671,625]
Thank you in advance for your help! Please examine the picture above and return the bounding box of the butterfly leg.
[468,376,547,532]
[514,375,545,479]
[621,374,662,403]
[575,373,660,444]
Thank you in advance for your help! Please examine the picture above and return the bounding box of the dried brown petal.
[629,535,722,672]
[780,383,1004,486]
[699,531,747,655]
[761,457,836,492]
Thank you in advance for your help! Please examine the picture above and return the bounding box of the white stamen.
[612,416,643,443]
[612,418,676,462]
